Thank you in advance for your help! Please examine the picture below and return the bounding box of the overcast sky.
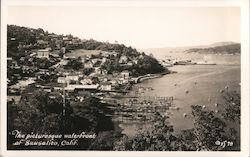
[7,6,240,49]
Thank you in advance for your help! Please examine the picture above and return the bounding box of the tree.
[191,105,227,150]
[8,90,117,150]
[130,55,167,76]
[91,77,99,84]
[222,91,240,123]
[70,97,114,133]
[64,58,82,70]
[116,113,179,151]
[83,68,94,76]
[35,58,56,69]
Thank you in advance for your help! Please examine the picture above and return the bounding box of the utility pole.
[62,80,66,116]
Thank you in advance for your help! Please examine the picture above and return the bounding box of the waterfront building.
[65,84,99,92]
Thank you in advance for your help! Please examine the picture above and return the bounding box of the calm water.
[120,59,240,136]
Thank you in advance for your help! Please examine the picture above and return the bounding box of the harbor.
[118,63,240,136]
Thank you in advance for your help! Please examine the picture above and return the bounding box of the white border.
[1,0,249,157]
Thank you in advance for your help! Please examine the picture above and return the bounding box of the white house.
[126,61,133,66]
[118,78,129,84]
[57,77,66,83]
[99,82,112,91]
[61,47,66,54]
[109,79,118,86]
[84,61,93,68]
[94,67,102,74]
[37,49,50,58]
[65,75,79,82]
[80,77,93,85]
[58,75,79,84]
[101,57,107,64]
[119,55,128,64]
[120,70,130,79]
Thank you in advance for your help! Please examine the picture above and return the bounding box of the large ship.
[173,59,197,65]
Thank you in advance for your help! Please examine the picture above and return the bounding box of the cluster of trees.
[128,55,167,76]
[7,25,46,59]
[222,91,240,123]
[34,58,58,69]
[82,39,139,58]
[64,58,83,70]
[8,90,120,150]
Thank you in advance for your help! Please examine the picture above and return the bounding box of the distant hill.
[208,42,238,47]
[185,43,241,54]
[141,42,240,55]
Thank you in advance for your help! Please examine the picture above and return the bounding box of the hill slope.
[7,25,167,76]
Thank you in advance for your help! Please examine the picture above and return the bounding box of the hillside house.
[84,61,93,68]
[120,70,130,79]
[99,82,112,91]
[57,77,66,83]
[37,49,50,58]
[94,67,102,74]
[65,75,79,82]
[80,77,93,85]
[119,55,128,64]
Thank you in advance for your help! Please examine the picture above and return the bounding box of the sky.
[7,6,240,49]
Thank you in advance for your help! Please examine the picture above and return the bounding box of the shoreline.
[135,70,170,83]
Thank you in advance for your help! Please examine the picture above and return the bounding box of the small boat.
[208,98,211,102]
[183,113,187,117]
[169,106,180,110]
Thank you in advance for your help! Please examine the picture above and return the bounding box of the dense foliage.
[129,55,167,76]
[7,90,119,150]
[221,91,240,123]
[64,58,83,70]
